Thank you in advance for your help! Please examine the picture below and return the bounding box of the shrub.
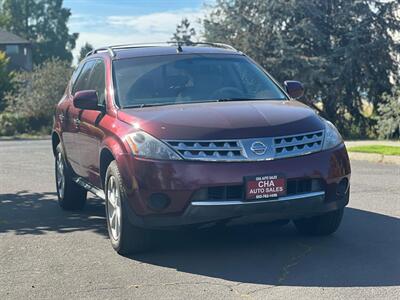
[5,58,72,132]
[0,112,28,136]
[376,87,400,139]
[0,51,14,111]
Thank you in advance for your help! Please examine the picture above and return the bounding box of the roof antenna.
[176,42,183,53]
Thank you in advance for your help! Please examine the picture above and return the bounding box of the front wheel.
[293,208,344,236]
[105,161,152,254]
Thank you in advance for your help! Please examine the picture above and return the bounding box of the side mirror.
[284,80,304,99]
[73,90,101,110]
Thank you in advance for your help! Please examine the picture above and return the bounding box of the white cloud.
[71,8,207,64]
[74,31,177,57]
[107,9,204,35]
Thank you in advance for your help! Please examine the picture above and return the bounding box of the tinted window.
[72,60,96,94]
[113,54,287,108]
[70,63,84,89]
[87,60,106,106]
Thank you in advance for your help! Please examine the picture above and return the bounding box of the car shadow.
[0,190,107,236]
[0,191,398,287]
[132,207,400,288]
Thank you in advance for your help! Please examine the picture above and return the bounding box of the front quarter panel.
[99,116,135,186]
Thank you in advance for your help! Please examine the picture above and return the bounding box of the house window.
[5,45,19,55]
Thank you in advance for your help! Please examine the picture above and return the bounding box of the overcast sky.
[64,0,213,62]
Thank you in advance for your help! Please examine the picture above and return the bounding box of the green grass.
[348,145,400,156]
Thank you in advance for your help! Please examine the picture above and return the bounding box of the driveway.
[0,140,399,299]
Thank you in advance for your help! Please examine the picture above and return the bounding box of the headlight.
[322,120,343,150]
[125,131,182,160]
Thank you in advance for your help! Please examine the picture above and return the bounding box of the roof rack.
[85,47,115,58]
[85,42,238,58]
[186,42,238,51]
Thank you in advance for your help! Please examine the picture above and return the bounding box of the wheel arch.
[100,135,133,191]
[100,147,115,189]
[51,131,61,156]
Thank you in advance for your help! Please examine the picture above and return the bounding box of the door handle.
[73,118,81,127]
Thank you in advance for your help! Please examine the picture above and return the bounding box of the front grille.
[286,178,324,195]
[274,131,324,159]
[165,140,246,161]
[165,130,324,162]
[191,178,324,202]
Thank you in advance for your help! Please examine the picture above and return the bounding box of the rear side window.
[87,60,106,106]
[72,60,96,94]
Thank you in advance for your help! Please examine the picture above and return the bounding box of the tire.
[293,208,344,236]
[105,161,152,254]
[55,144,87,210]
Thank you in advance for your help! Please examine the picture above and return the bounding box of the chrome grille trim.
[274,130,324,159]
[191,191,325,206]
[165,140,247,161]
[165,130,324,162]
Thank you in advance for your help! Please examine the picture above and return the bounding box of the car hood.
[117,100,324,140]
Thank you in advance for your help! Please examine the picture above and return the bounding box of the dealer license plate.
[245,174,286,201]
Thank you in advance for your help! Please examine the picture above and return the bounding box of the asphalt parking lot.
[0,139,399,299]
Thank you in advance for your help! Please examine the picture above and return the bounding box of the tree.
[79,42,94,62]
[5,59,72,131]
[203,0,400,138]
[0,10,8,28]
[171,18,196,44]
[376,87,400,139]
[0,0,78,65]
[0,51,13,111]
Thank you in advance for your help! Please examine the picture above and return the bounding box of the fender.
[100,134,136,191]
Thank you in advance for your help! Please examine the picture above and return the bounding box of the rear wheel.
[293,208,344,236]
[55,144,87,210]
[105,161,152,254]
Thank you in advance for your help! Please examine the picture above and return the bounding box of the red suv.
[52,43,351,254]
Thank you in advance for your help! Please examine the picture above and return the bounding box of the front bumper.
[126,190,349,228]
[115,143,351,228]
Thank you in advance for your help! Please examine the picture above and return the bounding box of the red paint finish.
[120,143,350,216]
[117,100,324,140]
[52,46,351,227]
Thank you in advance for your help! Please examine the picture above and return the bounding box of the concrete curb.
[0,135,51,141]
[348,152,400,166]
[345,140,400,147]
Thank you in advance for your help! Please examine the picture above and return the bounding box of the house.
[0,30,32,71]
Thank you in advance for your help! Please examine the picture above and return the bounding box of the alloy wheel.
[56,152,65,199]
[107,176,122,240]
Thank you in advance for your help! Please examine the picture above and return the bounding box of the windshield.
[113,54,287,108]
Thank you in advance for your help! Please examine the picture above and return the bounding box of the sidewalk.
[345,140,400,165]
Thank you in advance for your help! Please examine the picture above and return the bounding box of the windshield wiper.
[123,99,220,109]
[217,98,249,102]
[217,98,275,102]
[122,98,279,109]
[123,103,172,108]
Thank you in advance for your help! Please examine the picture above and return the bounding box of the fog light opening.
[148,193,171,211]
[336,178,349,198]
